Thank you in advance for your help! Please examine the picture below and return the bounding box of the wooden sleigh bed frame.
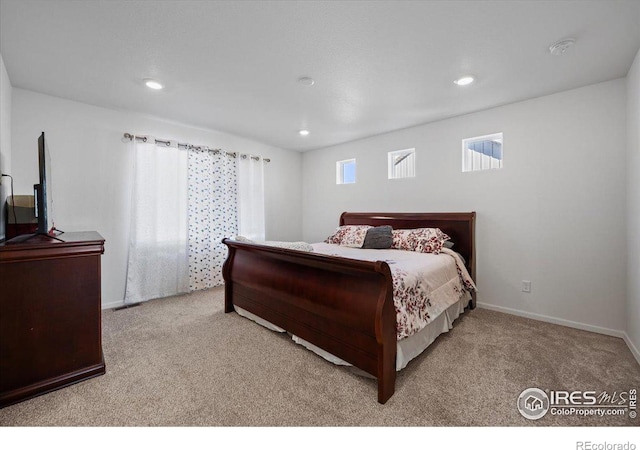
[222,212,476,404]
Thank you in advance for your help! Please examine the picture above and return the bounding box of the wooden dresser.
[0,231,106,408]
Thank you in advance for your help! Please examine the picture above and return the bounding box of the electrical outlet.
[522,280,531,293]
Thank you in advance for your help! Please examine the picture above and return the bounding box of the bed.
[222,212,476,404]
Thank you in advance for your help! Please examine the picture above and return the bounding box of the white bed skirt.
[234,295,467,372]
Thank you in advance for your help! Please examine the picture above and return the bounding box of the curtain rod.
[122,133,271,162]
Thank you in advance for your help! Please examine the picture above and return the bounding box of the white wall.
[12,88,302,307]
[627,48,640,360]
[0,54,12,241]
[303,78,628,335]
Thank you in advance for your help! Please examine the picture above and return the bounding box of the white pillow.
[234,236,314,252]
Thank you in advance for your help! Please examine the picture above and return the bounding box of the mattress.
[312,243,474,340]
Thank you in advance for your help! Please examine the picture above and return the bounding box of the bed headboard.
[340,212,476,283]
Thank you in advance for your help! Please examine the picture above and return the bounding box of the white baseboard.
[476,301,625,339]
[102,300,125,310]
[623,333,640,366]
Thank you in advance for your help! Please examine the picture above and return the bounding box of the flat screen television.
[34,131,54,235]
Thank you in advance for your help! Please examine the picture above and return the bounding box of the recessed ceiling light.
[144,78,164,90]
[454,76,474,86]
[297,77,315,86]
[298,129,310,136]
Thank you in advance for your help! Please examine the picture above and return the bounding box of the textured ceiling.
[1,0,639,151]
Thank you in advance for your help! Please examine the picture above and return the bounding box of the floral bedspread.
[311,243,477,340]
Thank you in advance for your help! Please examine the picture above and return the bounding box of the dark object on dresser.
[222,212,476,404]
[4,195,38,240]
[0,231,106,408]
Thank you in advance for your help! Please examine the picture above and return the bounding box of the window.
[336,159,356,184]
[462,133,503,172]
[388,148,415,179]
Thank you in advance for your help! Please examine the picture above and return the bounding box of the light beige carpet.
[1,286,638,426]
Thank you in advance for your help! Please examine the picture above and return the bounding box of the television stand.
[0,231,106,408]
[5,231,65,244]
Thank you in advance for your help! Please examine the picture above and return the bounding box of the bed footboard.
[222,239,397,404]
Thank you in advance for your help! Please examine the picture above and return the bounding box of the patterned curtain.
[187,149,238,291]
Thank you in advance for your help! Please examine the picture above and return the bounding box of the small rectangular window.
[462,133,503,172]
[336,159,356,184]
[388,148,415,179]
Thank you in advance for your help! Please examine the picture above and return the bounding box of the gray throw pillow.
[362,226,393,249]
[443,240,455,249]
